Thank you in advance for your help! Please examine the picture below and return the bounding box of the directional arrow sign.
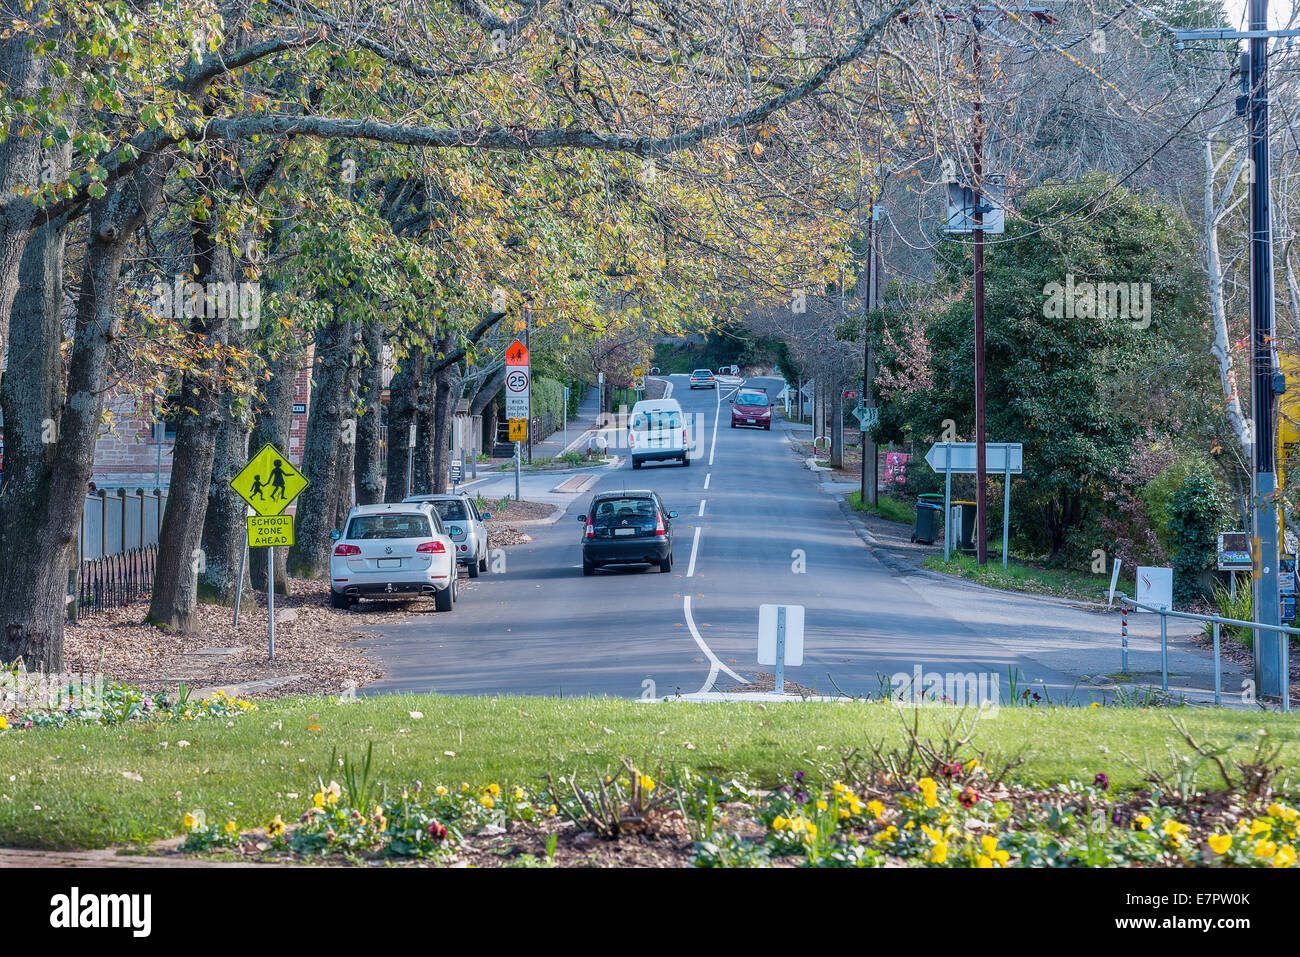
[230,443,308,516]
[924,442,1023,474]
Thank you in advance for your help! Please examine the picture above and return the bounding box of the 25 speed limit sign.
[505,341,530,420]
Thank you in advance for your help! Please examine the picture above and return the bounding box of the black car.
[579,490,677,575]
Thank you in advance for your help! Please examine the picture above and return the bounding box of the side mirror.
[480,512,491,521]
[329,529,341,541]
[578,514,587,523]
[668,511,678,518]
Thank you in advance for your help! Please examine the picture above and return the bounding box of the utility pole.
[1247,0,1281,698]
[972,7,989,565]
[861,208,878,506]
[1173,2,1300,700]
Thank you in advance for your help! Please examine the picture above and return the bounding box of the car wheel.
[583,560,596,576]
[632,458,641,470]
[682,454,691,467]
[467,559,480,578]
[330,589,350,610]
[479,555,489,573]
[764,424,771,430]
[659,554,672,573]
[730,421,736,428]
[435,580,455,612]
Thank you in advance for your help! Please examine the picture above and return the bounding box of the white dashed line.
[686,525,702,578]
[698,499,706,517]
[704,473,711,489]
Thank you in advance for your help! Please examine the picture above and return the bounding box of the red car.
[730,388,772,430]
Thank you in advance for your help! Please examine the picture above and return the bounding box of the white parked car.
[403,493,491,577]
[329,503,457,611]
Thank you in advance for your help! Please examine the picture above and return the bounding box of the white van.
[627,398,691,469]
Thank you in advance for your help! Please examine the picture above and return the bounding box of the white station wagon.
[329,503,457,611]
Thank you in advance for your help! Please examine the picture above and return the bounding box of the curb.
[834,497,1114,614]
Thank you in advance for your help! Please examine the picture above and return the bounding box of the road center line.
[698,499,706,517]
[686,525,702,578]
[703,473,711,489]
[708,388,723,466]
[684,595,745,692]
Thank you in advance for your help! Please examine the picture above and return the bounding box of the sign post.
[758,603,805,695]
[229,442,309,660]
[925,442,1023,567]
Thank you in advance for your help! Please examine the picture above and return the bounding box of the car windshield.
[430,500,468,522]
[692,370,712,377]
[630,410,683,431]
[347,513,432,539]
[592,497,657,526]
[736,391,769,407]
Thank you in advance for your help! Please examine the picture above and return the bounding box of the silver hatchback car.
[403,493,491,577]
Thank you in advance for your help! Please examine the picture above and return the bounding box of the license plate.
[613,528,636,536]
[377,558,401,569]
[747,418,755,423]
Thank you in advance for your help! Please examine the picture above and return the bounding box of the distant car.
[329,503,457,611]
[627,398,690,469]
[579,490,677,575]
[730,387,772,430]
[689,369,716,389]
[403,493,491,577]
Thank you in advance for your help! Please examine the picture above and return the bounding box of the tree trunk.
[248,343,301,594]
[430,359,461,494]
[0,157,167,667]
[411,350,437,495]
[197,314,254,608]
[354,321,385,505]
[287,310,356,579]
[383,351,421,502]
[148,189,235,632]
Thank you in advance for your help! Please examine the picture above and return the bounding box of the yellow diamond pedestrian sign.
[230,443,308,516]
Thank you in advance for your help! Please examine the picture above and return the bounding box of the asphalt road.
[360,373,1159,704]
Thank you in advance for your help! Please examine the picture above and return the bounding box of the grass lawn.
[848,490,915,525]
[3,694,1300,849]
[923,552,1135,604]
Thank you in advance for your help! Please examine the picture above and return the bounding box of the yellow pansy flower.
[866,800,885,819]
[1275,845,1296,868]
[1207,834,1232,855]
[1254,840,1277,859]
[1133,815,1151,831]
[917,777,939,808]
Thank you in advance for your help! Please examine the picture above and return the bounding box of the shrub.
[1168,470,1222,604]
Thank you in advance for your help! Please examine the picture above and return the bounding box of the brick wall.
[90,348,314,488]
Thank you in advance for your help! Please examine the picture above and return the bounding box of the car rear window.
[630,410,683,431]
[431,500,468,522]
[592,497,657,526]
[737,391,769,407]
[347,513,432,539]
[692,370,712,376]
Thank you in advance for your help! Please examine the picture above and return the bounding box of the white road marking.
[686,525,702,578]
[704,473,711,489]
[708,388,724,466]
[684,595,745,692]
[698,499,706,517]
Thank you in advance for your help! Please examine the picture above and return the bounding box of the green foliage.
[1206,582,1252,648]
[1168,470,1222,604]
[875,174,1210,562]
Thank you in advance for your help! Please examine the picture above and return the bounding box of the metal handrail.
[1114,591,1292,712]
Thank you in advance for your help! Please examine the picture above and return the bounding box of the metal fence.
[75,545,158,616]
[1116,591,1293,711]
[79,487,168,562]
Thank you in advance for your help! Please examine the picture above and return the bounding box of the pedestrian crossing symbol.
[230,443,308,516]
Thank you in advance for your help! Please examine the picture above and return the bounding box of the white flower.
[409,711,424,719]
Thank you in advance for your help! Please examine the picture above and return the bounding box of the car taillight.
[655,511,666,535]
[682,429,688,445]
[334,543,361,556]
[584,521,595,539]
[629,432,636,448]
[417,541,446,553]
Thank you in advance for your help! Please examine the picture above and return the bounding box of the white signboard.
[925,442,1023,474]
[1134,566,1173,613]
[943,178,1005,234]
[505,366,530,420]
[757,603,804,666]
